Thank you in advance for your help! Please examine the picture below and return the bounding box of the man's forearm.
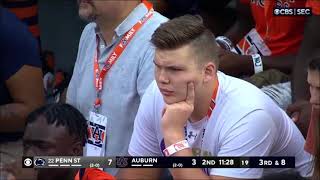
[164,132,210,180]
[164,135,234,180]
[224,1,254,45]
[224,20,253,45]
[0,103,30,132]
[262,54,295,74]
[221,54,295,77]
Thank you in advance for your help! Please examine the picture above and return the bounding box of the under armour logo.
[188,131,197,139]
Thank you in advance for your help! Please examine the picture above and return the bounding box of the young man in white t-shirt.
[117,15,313,179]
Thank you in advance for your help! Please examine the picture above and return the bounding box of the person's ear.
[203,62,216,83]
[71,141,83,156]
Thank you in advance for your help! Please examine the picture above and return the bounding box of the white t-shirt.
[129,72,313,179]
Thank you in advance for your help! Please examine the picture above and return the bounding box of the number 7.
[108,158,113,166]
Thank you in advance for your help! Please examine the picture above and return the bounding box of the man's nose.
[158,69,169,84]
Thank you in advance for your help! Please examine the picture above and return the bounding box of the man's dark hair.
[25,103,87,146]
[308,57,320,71]
[151,14,219,66]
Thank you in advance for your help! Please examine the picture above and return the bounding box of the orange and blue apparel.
[306,0,320,15]
[2,0,41,47]
[74,168,115,180]
[238,0,308,56]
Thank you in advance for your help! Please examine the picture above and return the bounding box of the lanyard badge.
[86,111,108,156]
[85,2,154,157]
[92,2,154,113]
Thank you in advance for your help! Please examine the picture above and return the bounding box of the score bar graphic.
[23,156,116,169]
[22,156,295,169]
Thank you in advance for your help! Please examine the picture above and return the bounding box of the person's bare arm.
[219,48,295,77]
[224,0,254,45]
[162,148,242,180]
[261,54,295,74]
[117,168,162,180]
[292,15,320,102]
[159,83,243,180]
[0,65,45,132]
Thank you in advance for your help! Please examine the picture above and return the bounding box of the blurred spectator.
[67,0,167,175]
[2,104,115,180]
[155,0,199,18]
[288,0,320,137]
[0,7,44,165]
[217,0,310,110]
[42,50,55,94]
[154,0,235,35]
[52,70,70,103]
[41,51,69,103]
[303,57,320,180]
[1,0,41,49]
[198,0,236,36]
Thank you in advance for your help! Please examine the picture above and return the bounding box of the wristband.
[251,54,263,74]
[215,36,233,51]
[163,140,190,157]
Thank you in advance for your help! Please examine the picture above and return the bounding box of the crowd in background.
[0,0,319,180]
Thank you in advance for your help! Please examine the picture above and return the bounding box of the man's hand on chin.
[161,82,195,145]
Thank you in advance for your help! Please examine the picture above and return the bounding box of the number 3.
[192,159,196,166]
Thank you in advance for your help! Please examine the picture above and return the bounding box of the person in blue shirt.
[0,6,44,165]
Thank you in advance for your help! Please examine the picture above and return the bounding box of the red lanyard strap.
[207,78,219,118]
[142,0,153,10]
[184,78,219,144]
[93,2,154,110]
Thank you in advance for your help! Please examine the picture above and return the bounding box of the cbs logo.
[22,157,34,168]
[273,8,293,15]
[24,158,33,166]
[274,8,312,16]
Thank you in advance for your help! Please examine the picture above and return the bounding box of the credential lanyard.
[93,2,154,112]
[184,78,219,141]
[207,78,219,118]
